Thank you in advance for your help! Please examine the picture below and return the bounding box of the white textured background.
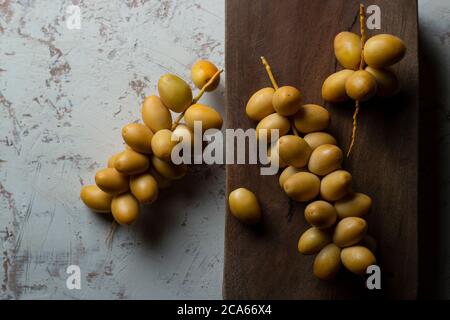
[0,0,449,299]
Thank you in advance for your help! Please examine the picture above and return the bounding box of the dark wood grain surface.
[224,0,418,299]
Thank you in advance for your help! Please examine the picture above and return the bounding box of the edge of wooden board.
[224,0,419,299]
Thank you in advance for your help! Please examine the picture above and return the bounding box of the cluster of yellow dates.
[238,55,378,280]
[322,32,406,103]
[80,61,223,225]
[322,5,406,155]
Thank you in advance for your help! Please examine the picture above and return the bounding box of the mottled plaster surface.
[1,0,224,299]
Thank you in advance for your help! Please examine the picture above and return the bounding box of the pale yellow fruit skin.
[267,144,288,170]
[114,150,150,175]
[272,86,302,116]
[365,66,399,97]
[279,166,304,188]
[283,172,320,202]
[228,188,261,224]
[158,74,193,113]
[322,69,354,103]
[308,144,343,176]
[151,156,187,180]
[151,129,178,162]
[363,34,406,68]
[334,31,361,70]
[245,87,275,121]
[80,185,113,212]
[141,95,172,132]
[107,152,122,168]
[278,135,312,168]
[298,227,331,255]
[256,113,290,141]
[130,172,158,204]
[95,168,129,195]
[304,200,337,229]
[341,246,376,275]
[191,60,220,91]
[314,243,342,280]
[320,170,352,201]
[303,132,337,150]
[294,104,330,134]
[333,217,368,248]
[111,193,140,225]
[149,167,172,189]
[345,70,378,101]
[334,192,372,219]
[122,123,154,154]
[184,104,223,132]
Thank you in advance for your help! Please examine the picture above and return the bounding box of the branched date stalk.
[171,69,223,130]
[347,3,366,157]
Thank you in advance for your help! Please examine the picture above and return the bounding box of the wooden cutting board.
[224,0,418,299]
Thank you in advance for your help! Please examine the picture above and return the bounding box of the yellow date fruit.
[278,135,312,168]
[303,132,337,150]
[95,168,129,195]
[364,34,406,68]
[80,185,113,212]
[304,200,337,229]
[256,113,290,141]
[322,69,354,103]
[345,70,378,101]
[141,95,172,132]
[130,172,158,204]
[267,143,288,170]
[341,246,376,275]
[283,172,320,202]
[334,192,372,219]
[191,60,220,91]
[272,86,302,116]
[308,144,343,176]
[333,217,368,248]
[320,170,352,201]
[294,104,330,134]
[279,166,305,188]
[184,104,223,132]
[334,31,361,70]
[107,152,122,168]
[245,87,275,121]
[158,74,193,113]
[314,243,342,280]
[122,123,154,154]
[151,129,178,162]
[111,193,140,225]
[298,227,331,255]
[114,150,150,175]
[151,156,187,180]
[365,66,400,97]
[228,188,261,224]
